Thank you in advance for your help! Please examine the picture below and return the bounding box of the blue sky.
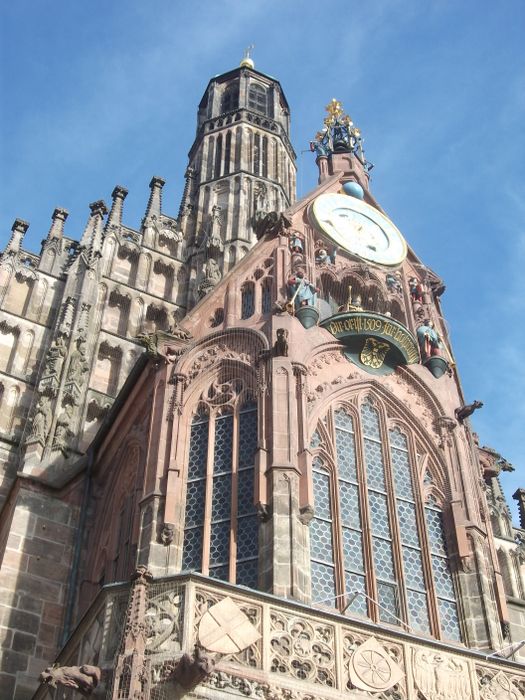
[1,1,524,520]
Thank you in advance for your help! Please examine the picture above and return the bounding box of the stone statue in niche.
[53,404,74,450]
[289,234,304,254]
[205,258,221,285]
[43,335,67,378]
[39,664,101,696]
[29,394,52,443]
[205,205,224,253]
[67,336,89,384]
[386,271,402,294]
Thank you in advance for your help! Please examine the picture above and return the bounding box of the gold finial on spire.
[240,44,255,69]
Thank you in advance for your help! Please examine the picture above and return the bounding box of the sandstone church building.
[0,56,524,699]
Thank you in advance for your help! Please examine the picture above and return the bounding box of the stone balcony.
[32,573,524,699]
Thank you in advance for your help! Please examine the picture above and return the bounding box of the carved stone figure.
[274,329,289,357]
[160,523,174,546]
[67,336,89,384]
[315,247,337,265]
[171,646,215,689]
[287,273,319,310]
[167,322,193,341]
[455,400,483,424]
[53,404,74,449]
[255,211,291,239]
[412,649,471,700]
[409,276,424,303]
[43,335,67,377]
[39,664,101,696]
[29,394,52,442]
[204,258,221,285]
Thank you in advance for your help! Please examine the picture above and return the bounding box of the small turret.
[4,218,29,255]
[513,489,525,529]
[107,185,128,231]
[47,208,69,241]
[80,201,108,262]
[143,176,165,226]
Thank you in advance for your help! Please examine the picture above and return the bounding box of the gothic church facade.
[0,58,524,699]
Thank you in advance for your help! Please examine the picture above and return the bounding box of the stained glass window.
[241,283,255,319]
[182,402,259,588]
[309,397,462,642]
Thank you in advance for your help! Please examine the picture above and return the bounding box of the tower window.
[182,403,259,588]
[222,83,239,113]
[248,84,268,115]
[309,398,462,642]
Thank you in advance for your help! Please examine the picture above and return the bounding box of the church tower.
[181,51,296,305]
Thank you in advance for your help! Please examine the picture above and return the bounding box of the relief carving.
[478,668,524,700]
[413,648,471,700]
[347,637,404,694]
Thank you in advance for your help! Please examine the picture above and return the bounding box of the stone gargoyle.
[39,664,101,696]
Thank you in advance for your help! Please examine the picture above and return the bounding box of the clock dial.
[309,193,407,266]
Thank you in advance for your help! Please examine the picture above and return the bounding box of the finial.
[4,219,29,254]
[240,44,255,69]
[310,98,371,170]
[48,208,69,240]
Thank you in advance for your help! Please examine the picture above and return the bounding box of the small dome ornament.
[240,45,255,69]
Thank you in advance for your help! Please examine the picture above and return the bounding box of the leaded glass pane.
[342,527,364,573]
[438,598,461,641]
[237,558,258,588]
[407,591,431,633]
[239,407,257,467]
[336,428,357,482]
[343,572,367,616]
[311,561,335,604]
[241,284,255,319]
[425,508,447,557]
[364,440,386,490]
[214,415,233,474]
[368,492,391,538]
[339,482,360,528]
[262,281,272,314]
[391,447,414,497]
[431,556,456,600]
[209,565,229,581]
[310,519,333,561]
[182,527,203,570]
[211,474,231,521]
[361,401,380,439]
[209,521,230,565]
[185,480,205,527]
[310,430,321,448]
[396,500,419,546]
[237,467,254,516]
[402,546,425,590]
[237,516,258,560]
[377,582,398,625]
[389,427,408,450]
[188,419,208,479]
[334,409,354,431]
[372,537,395,581]
[313,469,331,520]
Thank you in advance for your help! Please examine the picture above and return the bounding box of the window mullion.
[201,412,216,575]
[230,408,240,583]
[354,418,376,621]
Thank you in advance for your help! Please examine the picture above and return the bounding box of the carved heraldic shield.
[413,648,472,700]
[360,337,390,369]
[198,597,261,654]
[347,637,404,692]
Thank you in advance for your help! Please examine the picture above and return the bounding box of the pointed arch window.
[222,83,239,113]
[309,398,462,642]
[241,282,255,319]
[182,401,259,588]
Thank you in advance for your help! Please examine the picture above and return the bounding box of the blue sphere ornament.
[342,181,364,199]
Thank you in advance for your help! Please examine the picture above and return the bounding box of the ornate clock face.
[308,193,407,266]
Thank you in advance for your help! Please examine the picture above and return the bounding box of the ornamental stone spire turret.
[3,218,29,255]
[47,207,69,240]
[106,185,128,231]
[80,200,108,264]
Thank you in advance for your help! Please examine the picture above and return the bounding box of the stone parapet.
[31,574,525,699]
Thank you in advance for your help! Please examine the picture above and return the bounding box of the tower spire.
[47,208,69,241]
[240,44,255,69]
